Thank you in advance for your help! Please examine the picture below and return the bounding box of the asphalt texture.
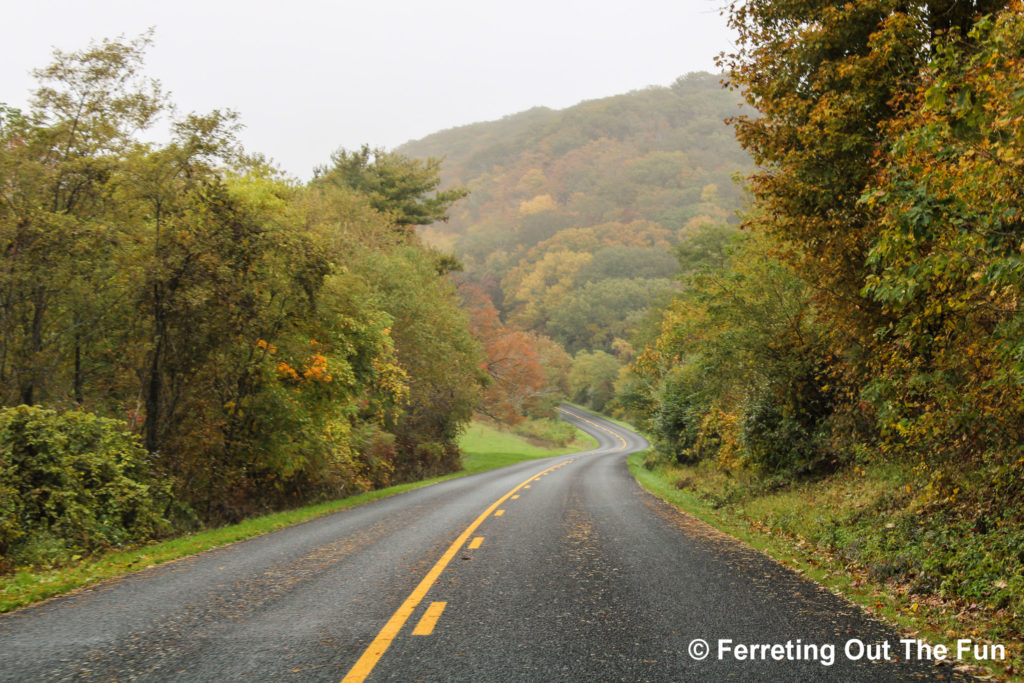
[0,405,970,682]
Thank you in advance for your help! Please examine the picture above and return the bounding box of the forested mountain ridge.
[400,72,748,253]
[396,105,562,182]
[397,73,751,412]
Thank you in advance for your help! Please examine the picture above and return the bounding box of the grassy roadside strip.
[627,452,1021,681]
[0,419,595,615]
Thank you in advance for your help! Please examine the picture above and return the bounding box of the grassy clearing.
[460,420,595,473]
[508,415,588,449]
[629,452,1023,681]
[0,417,593,615]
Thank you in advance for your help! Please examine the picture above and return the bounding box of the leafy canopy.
[316,144,468,229]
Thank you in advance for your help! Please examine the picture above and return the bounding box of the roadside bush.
[511,417,578,448]
[651,367,706,463]
[355,424,398,489]
[740,384,830,475]
[0,406,169,569]
[693,407,740,468]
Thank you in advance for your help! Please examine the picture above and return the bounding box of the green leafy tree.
[0,33,165,406]
[305,179,484,481]
[626,233,833,472]
[568,350,622,412]
[860,7,1024,463]
[722,0,1007,385]
[348,241,485,479]
[316,144,468,230]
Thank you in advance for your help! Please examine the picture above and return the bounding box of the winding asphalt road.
[0,406,964,681]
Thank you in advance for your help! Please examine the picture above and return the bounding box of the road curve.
[0,405,961,681]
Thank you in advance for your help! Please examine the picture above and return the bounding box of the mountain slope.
[399,72,751,408]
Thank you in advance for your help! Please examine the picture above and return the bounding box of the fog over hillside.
[398,72,751,359]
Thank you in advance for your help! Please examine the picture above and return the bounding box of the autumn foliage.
[461,284,552,424]
[0,36,483,563]
[619,0,1024,643]
[400,76,750,413]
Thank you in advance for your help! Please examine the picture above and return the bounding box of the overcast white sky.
[2,0,735,179]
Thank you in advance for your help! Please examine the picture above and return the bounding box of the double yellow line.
[556,406,629,450]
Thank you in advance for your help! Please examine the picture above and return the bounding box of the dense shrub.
[0,406,168,568]
[626,230,838,474]
[739,385,829,475]
[651,367,705,463]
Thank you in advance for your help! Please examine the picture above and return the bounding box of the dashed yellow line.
[340,460,566,682]
[341,411,619,681]
[412,602,446,636]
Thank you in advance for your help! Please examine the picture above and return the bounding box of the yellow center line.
[557,407,629,450]
[341,460,565,683]
[511,495,519,500]
[494,509,505,517]
[411,602,447,636]
[468,536,484,549]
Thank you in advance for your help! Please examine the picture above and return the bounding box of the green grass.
[460,420,595,472]
[0,418,594,615]
[509,415,586,449]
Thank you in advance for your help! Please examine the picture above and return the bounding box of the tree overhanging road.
[0,406,966,681]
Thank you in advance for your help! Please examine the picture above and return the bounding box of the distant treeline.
[0,35,484,569]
